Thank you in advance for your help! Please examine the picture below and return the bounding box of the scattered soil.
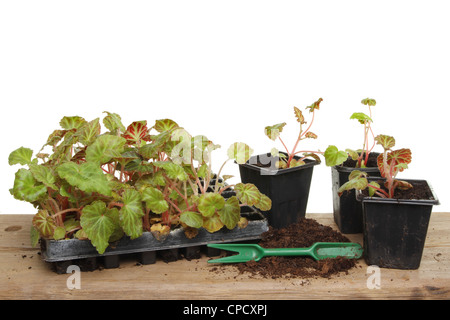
[229,218,358,279]
[342,152,380,168]
[362,179,435,200]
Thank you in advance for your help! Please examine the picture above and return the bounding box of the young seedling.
[264,98,348,169]
[337,134,412,198]
[346,98,377,168]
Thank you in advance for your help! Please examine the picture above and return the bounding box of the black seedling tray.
[40,205,268,273]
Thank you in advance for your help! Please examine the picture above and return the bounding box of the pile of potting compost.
[229,218,358,279]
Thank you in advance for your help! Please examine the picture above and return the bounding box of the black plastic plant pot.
[358,178,439,270]
[332,162,381,234]
[238,152,319,229]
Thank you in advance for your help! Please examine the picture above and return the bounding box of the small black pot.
[358,178,439,269]
[238,152,319,229]
[332,160,381,234]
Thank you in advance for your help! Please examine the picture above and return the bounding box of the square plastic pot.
[331,164,381,234]
[238,152,319,229]
[358,178,439,269]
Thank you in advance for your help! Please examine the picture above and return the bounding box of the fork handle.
[262,248,314,258]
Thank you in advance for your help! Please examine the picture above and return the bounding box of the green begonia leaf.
[154,162,188,181]
[12,169,47,202]
[180,211,203,228]
[154,119,179,133]
[218,196,241,230]
[203,214,224,233]
[254,193,272,212]
[141,187,169,214]
[227,142,254,164]
[375,134,395,150]
[85,134,127,164]
[350,112,373,124]
[57,162,112,196]
[198,193,225,217]
[77,118,101,146]
[119,189,144,239]
[59,116,87,130]
[337,170,368,195]
[361,98,376,107]
[32,210,56,238]
[80,201,121,254]
[264,123,286,141]
[324,145,348,167]
[53,226,66,240]
[103,111,126,134]
[234,183,260,206]
[8,147,33,166]
[29,163,58,190]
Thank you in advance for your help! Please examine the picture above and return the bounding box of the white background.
[1,0,448,215]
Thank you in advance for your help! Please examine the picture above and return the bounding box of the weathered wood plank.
[0,213,449,300]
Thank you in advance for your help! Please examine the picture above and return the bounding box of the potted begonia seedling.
[237,98,346,229]
[338,134,439,269]
[327,98,383,233]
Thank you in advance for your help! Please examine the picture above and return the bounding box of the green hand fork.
[207,242,363,263]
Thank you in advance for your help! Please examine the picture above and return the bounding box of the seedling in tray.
[8,113,271,255]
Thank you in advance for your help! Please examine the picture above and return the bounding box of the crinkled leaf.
[254,193,272,212]
[154,119,179,133]
[305,98,323,112]
[345,149,359,160]
[198,193,225,217]
[375,135,395,150]
[154,162,188,181]
[227,142,254,164]
[119,189,144,239]
[338,173,368,196]
[85,134,127,164]
[57,162,112,196]
[324,145,348,167]
[77,118,101,146]
[59,116,87,130]
[264,123,286,141]
[361,98,376,106]
[103,111,126,134]
[203,214,224,233]
[32,210,56,238]
[304,132,318,139]
[53,226,66,240]
[368,181,380,197]
[350,112,373,124]
[294,106,306,124]
[289,158,305,167]
[12,169,47,202]
[234,183,260,206]
[141,187,169,214]
[122,120,151,145]
[180,211,203,229]
[43,129,68,148]
[29,163,58,190]
[8,147,33,166]
[218,196,241,229]
[80,201,120,254]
